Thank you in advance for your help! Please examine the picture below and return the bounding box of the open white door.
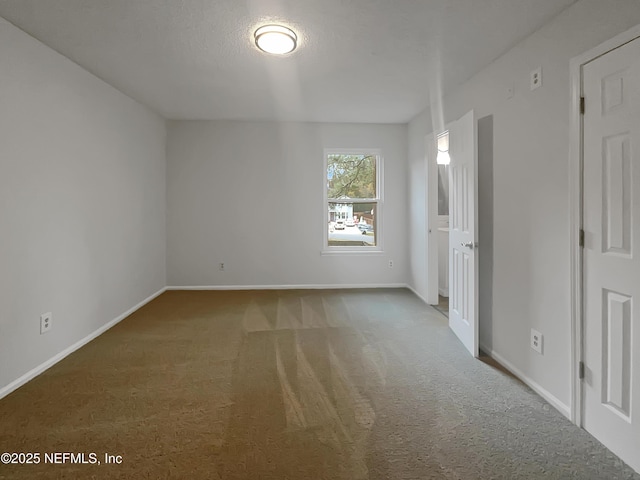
[582,34,640,473]
[448,110,478,357]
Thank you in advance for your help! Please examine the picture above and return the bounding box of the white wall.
[167,121,407,287]
[0,18,167,394]
[408,0,640,413]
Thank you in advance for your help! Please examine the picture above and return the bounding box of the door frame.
[569,23,640,427]
[426,132,439,305]
[426,122,455,306]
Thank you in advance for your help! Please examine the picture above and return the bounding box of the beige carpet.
[0,289,638,479]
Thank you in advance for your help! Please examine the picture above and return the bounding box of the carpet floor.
[0,289,638,479]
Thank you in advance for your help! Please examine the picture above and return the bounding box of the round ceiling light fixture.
[254,24,297,55]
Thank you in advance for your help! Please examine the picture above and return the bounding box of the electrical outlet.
[530,67,542,91]
[388,260,393,268]
[531,328,543,354]
[219,262,225,271]
[40,312,52,334]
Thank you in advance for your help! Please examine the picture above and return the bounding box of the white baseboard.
[480,343,571,420]
[166,283,408,291]
[405,284,430,305]
[0,287,167,400]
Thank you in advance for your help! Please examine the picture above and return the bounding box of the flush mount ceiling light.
[254,24,297,55]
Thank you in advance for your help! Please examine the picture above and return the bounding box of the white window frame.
[322,148,384,255]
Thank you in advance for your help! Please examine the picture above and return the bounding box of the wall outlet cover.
[530,67,542,91]
[40,312,52,334]
[531,328,543,354]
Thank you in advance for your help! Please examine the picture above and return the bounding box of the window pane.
[327,154,376,199]
[328,202,376,247]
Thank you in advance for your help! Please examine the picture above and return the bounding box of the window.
[324,149,382,252]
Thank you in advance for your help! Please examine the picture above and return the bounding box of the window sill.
[321,249,385,256]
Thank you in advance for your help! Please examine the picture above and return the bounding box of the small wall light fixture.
[436,131,450,165]
[254,24,297,55]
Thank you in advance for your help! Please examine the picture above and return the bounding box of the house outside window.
[324,149,382,252]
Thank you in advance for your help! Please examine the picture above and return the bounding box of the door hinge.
[579,229,585,248]
[580,96,585,115]
[579,361,585,380]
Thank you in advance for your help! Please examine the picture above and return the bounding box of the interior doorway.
[427,114,492,351]
[435,131,450,318]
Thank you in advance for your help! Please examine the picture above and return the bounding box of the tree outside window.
[325,150,382,250]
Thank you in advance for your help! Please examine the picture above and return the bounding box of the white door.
[583,35,640,473]
[449,110,478,357]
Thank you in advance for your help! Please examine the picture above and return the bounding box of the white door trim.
[426,132,439,305]
[569,22,640,426]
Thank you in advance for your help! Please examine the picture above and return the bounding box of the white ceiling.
[0,0,577,123]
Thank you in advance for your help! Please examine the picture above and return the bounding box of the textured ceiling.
[0,0,577,123]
